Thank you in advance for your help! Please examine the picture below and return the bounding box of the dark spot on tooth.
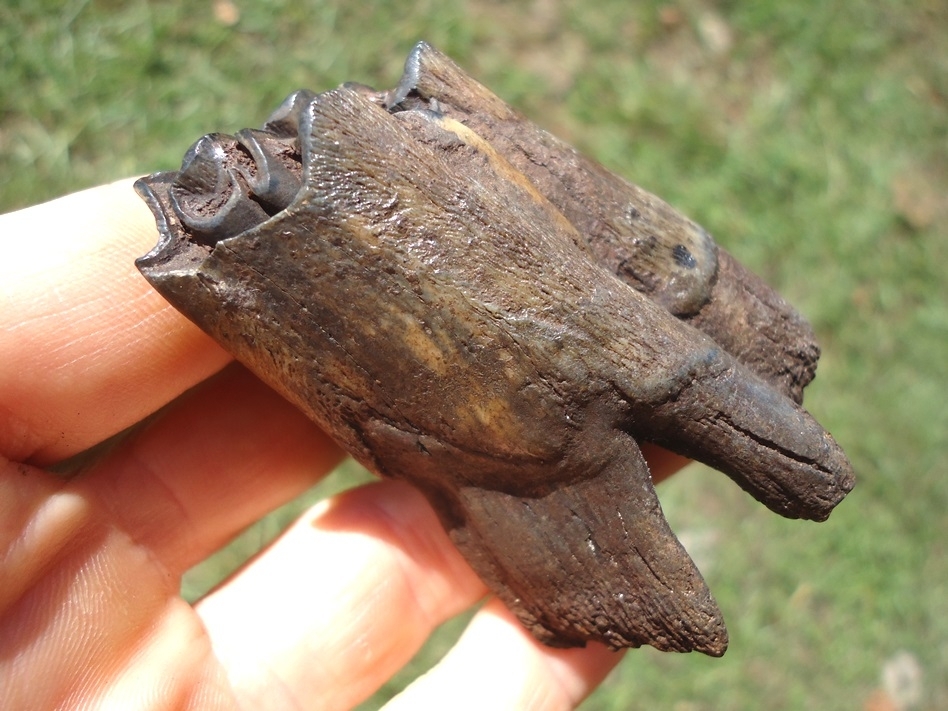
[673,244,697,269]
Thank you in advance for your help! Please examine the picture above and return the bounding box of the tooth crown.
[135,42,854,657]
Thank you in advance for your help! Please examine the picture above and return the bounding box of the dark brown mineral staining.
[135,42,854,657]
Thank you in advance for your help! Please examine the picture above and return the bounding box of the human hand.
[0,180,688,710]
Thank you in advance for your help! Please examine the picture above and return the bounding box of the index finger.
[0,179,231,464]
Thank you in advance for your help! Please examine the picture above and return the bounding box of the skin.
[0,178,687,710]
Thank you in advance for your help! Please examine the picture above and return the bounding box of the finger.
[196,479,487,711]
[0,365,342,707]
[0,457,231,710]
[638,441,691,484]
[77,364,343,575]
[383,598,624,711]
[439,437,726,655]
[0,457,74,613]
[0,178,230,465]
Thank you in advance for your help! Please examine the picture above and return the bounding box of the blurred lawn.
[3,0,946,709]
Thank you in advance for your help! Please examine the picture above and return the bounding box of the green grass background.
[3,0,946,708]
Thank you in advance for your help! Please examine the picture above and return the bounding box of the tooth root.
[443,439,728,656]
[634,345,855,521]
[684,249,820,403]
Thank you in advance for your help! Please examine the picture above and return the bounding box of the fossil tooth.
[134,46,854,656]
